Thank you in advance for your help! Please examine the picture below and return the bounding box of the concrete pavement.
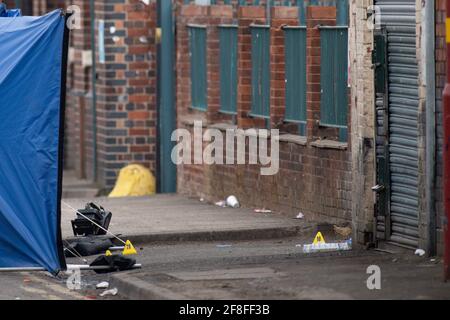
[62,195,312,242]
[0,272,104,300]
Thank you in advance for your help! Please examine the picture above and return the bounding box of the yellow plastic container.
[109,164,156,198]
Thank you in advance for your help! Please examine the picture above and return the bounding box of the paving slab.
[61,195,310,242]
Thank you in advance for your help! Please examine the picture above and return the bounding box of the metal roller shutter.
[375,0,419,247]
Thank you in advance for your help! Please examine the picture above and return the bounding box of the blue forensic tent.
[0,8,69,273]
[0,3,21,17]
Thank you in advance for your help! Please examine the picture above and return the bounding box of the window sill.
[275,134,307,146]
[181,115,207,128]
[208,123,238,131]
[238,129,271,138]
[311,139,348,150]
[189,106,207,112]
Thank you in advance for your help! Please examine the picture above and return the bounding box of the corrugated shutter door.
[376,0,419,247]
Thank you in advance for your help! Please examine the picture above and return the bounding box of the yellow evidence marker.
[105,250,113,257]
[123,240,138,256]
[313,232,326,245]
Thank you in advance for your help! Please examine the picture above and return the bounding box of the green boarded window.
[284,27,307,125]
[189,26,207,111]
[319,27,349,128]
[250,26,270,119]
[219,26,238,115]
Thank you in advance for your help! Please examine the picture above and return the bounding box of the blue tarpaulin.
[0,9,67,273]
[0,3,21,17]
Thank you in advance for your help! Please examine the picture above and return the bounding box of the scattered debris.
[334,225,352,238]
[100,288,118,297]
[215,201,227,208]
[64,237,115,258]
[215,196,240,208]
[96,282,110,290]
[226,196,240,208]
[295,212,304,220]
[254,208,272,214]
[71,203,112,237]
[415,249,426,257]
[90,254,137,274]
[297,232,352,253]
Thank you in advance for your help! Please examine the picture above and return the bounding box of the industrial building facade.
[2,0,447,255]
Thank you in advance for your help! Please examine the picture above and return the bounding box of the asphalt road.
[3,237,450,300]
[68,237,450,300]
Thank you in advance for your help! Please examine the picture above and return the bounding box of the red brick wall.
[64,0,158,188]
[436,0,446,255]
[270,6,299,129]
[66,0,93,178]
[92,0,157,188]
[176,5,353,225]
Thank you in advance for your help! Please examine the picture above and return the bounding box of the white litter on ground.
[255,209,272,214]
[215,201,227,208]
[100,288,118,297]
[415,249,426,257]
[96,282,109,290]
[226,196,240,208]
[296,213,304,219]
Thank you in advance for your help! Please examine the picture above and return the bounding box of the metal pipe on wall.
[424,0,437,257]
[443,0,450,281]
[89,0,98,182]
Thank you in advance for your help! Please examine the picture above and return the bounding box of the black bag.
[90,255,136,274]
[71,203,112,236]
[64,237,114,257]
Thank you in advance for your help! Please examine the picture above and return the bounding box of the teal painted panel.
[284,28,307,124]
[250,27,270,119]
[189,26,207,111]
[219,27,238,114]
[159,0,177,193]
[320,27,348,128]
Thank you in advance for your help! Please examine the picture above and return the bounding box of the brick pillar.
[206,5,233,124]
[31,0,66,15]
[66,0,92,179]
[237,6,266,129]
[93,0,157,188]
[306,6,336,139]
[270,6,299,129]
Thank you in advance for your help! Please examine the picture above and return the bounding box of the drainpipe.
[424,0,436,257]
[89,0,98,182]
[443,0,450,281]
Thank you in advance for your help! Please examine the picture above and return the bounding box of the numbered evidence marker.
[123,240,138,256]
[313,232,326,245]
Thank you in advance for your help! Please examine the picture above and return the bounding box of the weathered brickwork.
[92,0,158,188]
[349,0,376,246]
[436,0,446,255]
[176,5,353,226]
